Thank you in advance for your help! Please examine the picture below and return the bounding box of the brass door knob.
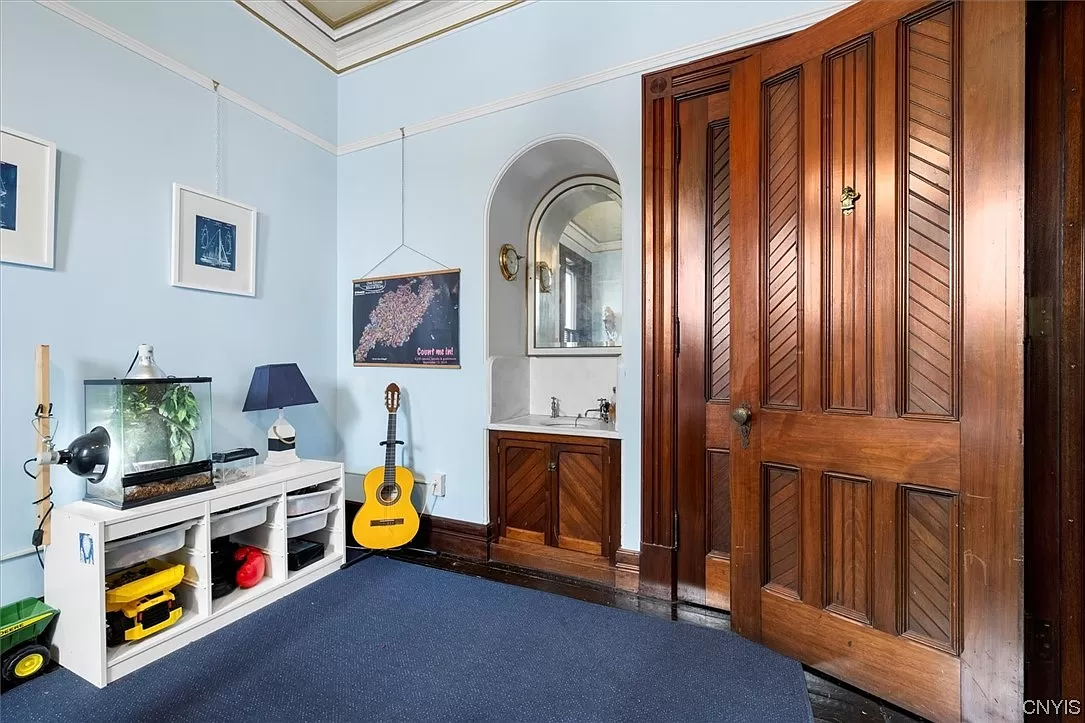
[732,402,753,449]
[732,405,752,425]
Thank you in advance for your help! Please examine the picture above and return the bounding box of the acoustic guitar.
[351,383,420,549]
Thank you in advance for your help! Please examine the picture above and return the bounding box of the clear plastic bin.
[286,487,334,518]
[212,448,258,485]
[104,519,198,572]
[285,506,332,539]
[210,499,275,539]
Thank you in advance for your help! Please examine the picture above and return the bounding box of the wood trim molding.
[1024,1,1085,711]
[490,537,615,586]
[614,548,640,593]
[414,514,493,561]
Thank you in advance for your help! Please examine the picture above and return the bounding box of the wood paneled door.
[644,1,1025,721]
[675,83,735,609]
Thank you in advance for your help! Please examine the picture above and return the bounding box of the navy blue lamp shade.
[242,364,317,412]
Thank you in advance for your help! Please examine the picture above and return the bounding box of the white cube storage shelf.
[44,459,346,688]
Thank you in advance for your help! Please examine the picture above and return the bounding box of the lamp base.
[266,409,301,466]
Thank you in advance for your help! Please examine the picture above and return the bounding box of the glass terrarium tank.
[83,377,214,508]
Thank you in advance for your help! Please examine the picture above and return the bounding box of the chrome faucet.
[550,396,560,418]
[583,397,611,424]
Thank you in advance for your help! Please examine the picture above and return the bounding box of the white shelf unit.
[44,459,345,688]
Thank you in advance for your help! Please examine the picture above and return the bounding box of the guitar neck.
[384,411,397,483]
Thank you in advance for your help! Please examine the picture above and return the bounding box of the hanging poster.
[352,268,460,368]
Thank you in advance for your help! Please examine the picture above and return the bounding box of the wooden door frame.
[640,41,775,600]
[1024,1,1085,714]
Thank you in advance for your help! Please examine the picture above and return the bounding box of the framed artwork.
[352,268,461,368]
[0,127,57,268]
[171,183,256,296]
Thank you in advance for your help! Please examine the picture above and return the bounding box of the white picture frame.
[0,127,57,269]
[170,183,257,296]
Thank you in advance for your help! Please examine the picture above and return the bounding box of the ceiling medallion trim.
[297,0,398,30]
[236,0,530,74]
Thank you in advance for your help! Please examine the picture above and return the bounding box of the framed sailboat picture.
[171,184,256,296]
[1,127,57,269]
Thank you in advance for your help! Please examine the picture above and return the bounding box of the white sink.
[540,416,606,429]
[489,414,619,439]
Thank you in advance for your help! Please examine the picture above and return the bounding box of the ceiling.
[299,1,395,29]
[237,0,524,74]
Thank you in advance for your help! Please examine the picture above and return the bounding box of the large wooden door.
[675,88,734,609]
[725,2,1024,721]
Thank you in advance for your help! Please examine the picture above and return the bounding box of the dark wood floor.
[358,547,925,723]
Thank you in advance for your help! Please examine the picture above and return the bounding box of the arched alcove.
[485,137,622,424]
[487,139,619,357]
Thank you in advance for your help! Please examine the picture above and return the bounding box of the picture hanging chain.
[213,80,223,196]
[359,127,451,279]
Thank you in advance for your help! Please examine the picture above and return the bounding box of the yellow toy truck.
[105,559,185,647]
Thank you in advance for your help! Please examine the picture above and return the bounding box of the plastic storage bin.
[209,499,275,539]
[286,487,334,518]
[104,520,198,573]
[285,507,332,539]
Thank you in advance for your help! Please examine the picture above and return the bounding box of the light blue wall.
[336,1,842,549]
[0,1,338,603]
[337,0,843,144]
[72,0,337,144]
[337,82,640,536]
[0,0,846,597]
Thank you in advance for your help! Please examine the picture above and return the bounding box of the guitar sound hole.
[378,484,400,505]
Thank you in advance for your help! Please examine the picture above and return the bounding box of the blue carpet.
[2,557,812,722]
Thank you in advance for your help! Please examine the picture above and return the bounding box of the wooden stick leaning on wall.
[35,344,51,546]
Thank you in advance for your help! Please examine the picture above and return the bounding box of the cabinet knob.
[547,461,557,472]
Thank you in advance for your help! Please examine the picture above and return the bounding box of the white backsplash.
[489,356,530,423]
[529,356,619,420]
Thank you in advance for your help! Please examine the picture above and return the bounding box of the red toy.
[234,546,265,589]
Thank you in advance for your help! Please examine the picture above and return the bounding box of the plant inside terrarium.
[115,385,161,465]
[112,383,201,469]
[159,383,201,465]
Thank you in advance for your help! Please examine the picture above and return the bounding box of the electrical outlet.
[432,473,446,497]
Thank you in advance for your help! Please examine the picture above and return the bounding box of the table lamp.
[242,363,317,466]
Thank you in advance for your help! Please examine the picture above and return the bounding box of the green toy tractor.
[0,598,59,684]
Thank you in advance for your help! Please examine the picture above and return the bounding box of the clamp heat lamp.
[37,426,112,484]
[35,343,160,482]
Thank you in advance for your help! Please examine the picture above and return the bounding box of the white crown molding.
[337,0,853,156]
[336,1,523,72]
[238,0,528,73]
[36,1,338,154]
[238,0,338,68]
[31,0,851,160]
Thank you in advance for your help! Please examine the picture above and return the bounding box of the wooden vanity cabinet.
[489,430,620,579]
